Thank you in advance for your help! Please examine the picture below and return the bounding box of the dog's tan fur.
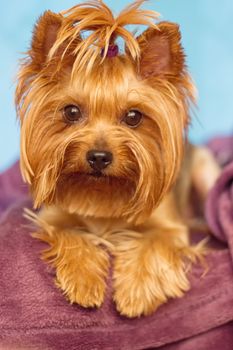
[16,0,219,317]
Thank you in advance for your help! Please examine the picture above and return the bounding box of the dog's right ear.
[30,11,63,68]
[136,22,186,81]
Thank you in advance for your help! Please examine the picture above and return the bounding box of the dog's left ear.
[30,11,64,68]
[137,22,186,80]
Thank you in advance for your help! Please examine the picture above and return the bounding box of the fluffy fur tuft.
[50,0,160,74]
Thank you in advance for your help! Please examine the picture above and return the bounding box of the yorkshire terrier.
[16,0,220,317]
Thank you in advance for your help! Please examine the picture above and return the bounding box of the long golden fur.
[16,0,218,317]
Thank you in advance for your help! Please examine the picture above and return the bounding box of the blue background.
[0,0,232,171]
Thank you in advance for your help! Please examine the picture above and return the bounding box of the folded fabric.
[205,161,233,253]
[0,161,27,216]
[0,137,233,350]
[207,135,233,167]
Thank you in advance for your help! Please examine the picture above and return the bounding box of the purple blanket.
[0,138,233,350]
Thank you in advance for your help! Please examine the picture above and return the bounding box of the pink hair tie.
[101,44,119,58]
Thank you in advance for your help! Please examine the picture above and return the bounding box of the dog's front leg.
[33,228,110,308]
[112,225,205,318]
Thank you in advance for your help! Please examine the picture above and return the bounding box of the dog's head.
[16,0,195,224]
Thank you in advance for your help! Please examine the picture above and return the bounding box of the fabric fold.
[205,161,233,251]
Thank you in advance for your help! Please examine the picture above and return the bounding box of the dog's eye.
[123,110,142,128]
[63,105,82,123]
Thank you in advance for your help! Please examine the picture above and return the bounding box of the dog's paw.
[35,230,110,308]
[56,265,107,308]
[55,242,109,308]
[113,238,200,318]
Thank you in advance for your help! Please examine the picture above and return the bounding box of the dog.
[15,0,220,317]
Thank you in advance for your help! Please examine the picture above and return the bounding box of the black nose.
[86,150,113,171]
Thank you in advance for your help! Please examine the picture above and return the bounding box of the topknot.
[49,0,160,75]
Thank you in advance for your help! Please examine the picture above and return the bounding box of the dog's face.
[16,3,195,223]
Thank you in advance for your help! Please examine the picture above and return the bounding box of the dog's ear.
[137,22,186,80]
[30,11,63,67]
